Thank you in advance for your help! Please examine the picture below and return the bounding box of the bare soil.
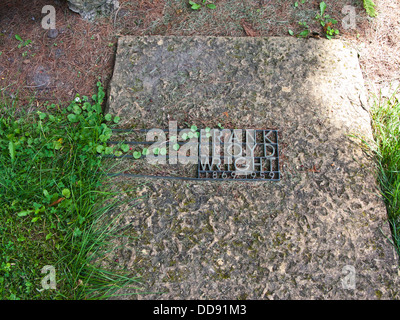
[0,0,399,107]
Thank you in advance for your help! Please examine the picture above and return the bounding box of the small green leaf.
[105,146,113,155]
[96,145,104,153]
[104,114,112,121]
[15,34,22,42]
[189,1,201,10]
[113,116,120,124]
[298,29,310,37]
[320,1,327,16]
[182,133,188,140]
[206,3,216,9]
[173,143,180,151]
[288,29,294,36]
[153,147,160,155]
[73,105,82,115]
[121,144,130,152]
[205,127,211,132]
[9,141,15,161]
[133,151,142,159]
[45,233,52,240]
[142,148,149,155]
[67,114,78,123]
[73,228,82,237]
[53,140,62,150]
[188,132,194,139]
[114,150,123,157]
[160,147,167,155]
[62,188,71,199]
[38,112,47,120]
[190,125,198,132]
[17,210,33,217]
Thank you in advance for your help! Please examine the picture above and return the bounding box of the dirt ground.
[0,0,399,107]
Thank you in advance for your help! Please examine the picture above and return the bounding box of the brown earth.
[0,0,399,107]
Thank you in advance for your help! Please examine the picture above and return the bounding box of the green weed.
[315,2,339,39]
[356,86,400,258]
[0,83,140,299]
[363,0,377,17]
[370,88,400,256]
[189,0,216,10]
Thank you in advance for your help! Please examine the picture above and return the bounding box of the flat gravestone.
[106,36,399,299]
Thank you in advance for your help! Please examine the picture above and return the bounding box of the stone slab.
[67,0,119,20]
[106,36,399,299]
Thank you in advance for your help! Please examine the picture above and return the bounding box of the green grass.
[369,86,400,257]
[0,83,140,299]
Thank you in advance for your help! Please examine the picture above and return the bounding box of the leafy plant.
[294,0,306,8]
[14,34,31,48]
[0,82,140,299]
[354,86,400,257]
[297,21,310,38]
[363,0,377,17]
[113,124,222,160]
[189,0,216,10]
[315,2,339,39]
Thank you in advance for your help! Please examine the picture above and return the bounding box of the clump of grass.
[368,86,400,256]
[363,0,377,17]
[0,83,140,299]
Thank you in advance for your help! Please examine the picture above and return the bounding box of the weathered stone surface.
[106,36,399,299]
[67,0,119,20]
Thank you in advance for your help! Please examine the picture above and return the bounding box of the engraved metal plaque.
[106,128,280,181]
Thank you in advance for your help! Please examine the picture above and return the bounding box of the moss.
[129,78,143,93]
[183,199,196,206]
[237,293,248,300]
[201,222,214,234]
[272,232,290,246]
[169,259,177,267]
[214,269,231,280]
[163,269,187,282]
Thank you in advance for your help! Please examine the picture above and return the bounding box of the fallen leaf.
[49,197,65,207]
[323,22,333,33]
[241,19,258,37]
[308,165,320,173]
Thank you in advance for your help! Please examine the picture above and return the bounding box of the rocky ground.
[105,36,399,299]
